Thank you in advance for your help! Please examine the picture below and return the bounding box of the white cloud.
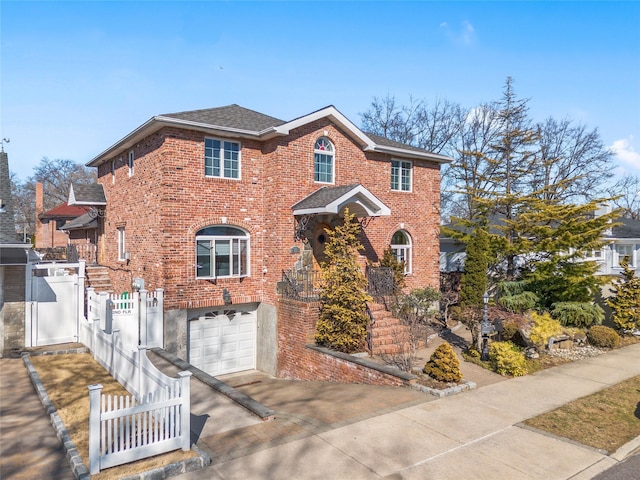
[439,20,476,46]
[610,136,640,170]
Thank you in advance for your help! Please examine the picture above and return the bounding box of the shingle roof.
[39,203,89,219]
[608,217,640,238]
[59,212,97,231]
[292,184,362,210]
[161,104,287,132]
[69,183,107,206]
[365,133,436,155]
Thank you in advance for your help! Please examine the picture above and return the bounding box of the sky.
[2,0,639,183]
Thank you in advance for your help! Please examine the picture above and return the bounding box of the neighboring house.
[0,151,37,356]
[591,215,640,276]
[439,205,640,277]
[82,104,450,377]
[35,181,91,251]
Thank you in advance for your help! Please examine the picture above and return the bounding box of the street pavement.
[173,343,640,480]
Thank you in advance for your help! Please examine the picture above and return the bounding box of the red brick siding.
[277,298,408,387]
[95,118,441,310]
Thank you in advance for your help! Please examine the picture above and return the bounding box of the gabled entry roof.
[292,184,391,218]
[68,183,107,206]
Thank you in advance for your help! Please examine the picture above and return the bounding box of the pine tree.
[314,209,372,353]
[607,258,640,331]
[459,227,489,307]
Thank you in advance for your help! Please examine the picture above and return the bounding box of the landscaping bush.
[500,319,520,342]
[489,341,528,377]
[529,312,563,347]
[587,325,620,349]
[423,342,462,383]
[551,302,604,327]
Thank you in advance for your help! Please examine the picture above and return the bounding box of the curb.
[22,351,211,479]
[410,378,477,398]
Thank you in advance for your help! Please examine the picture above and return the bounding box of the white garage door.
[188,310,256,376]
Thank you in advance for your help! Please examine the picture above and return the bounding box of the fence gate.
[26,262,85,347]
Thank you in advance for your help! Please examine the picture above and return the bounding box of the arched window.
[314,137,334,184]
[196,226,249,278]
[391,230,412,274]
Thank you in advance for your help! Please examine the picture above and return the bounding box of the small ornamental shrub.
[489,342,528,377]
[529,312,563,347]
[607,258,640,331]
[500,319,520,342]
[551,302,604,327]
[423,342,462,383]
[587,325,620,349]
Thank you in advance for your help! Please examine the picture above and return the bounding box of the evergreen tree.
[607,258,640,331]
[315,209,372,353]
[459,226,489,307]
[379,246,406,291]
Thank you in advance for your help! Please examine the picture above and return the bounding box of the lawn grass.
[29,353,197,480]
[524,375,640,453]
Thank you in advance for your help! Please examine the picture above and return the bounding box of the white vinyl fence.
[85,288,164,350]
[88,373,190,474]
[80,288,191,474]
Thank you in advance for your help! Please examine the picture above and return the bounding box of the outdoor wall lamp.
[222,288,232,306]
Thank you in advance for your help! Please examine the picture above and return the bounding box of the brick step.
[370,316,403,328]
[369,325,408,338]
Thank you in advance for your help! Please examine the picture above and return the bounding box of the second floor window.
[314,137,334,183]
[616,244,635,267]
[391,160,412,192]
[205,138,240,179]
[128,150,135,177]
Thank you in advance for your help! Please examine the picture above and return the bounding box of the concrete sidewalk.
[0,357,75,480]
[175,343,640,480]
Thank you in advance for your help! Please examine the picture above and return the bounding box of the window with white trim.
[391,160,412,192]
[314,137,334,184]
[615,244,635,267]
[117,227,126,261]
[128,150,134,177]
[391,230,412,274]
[196,226,249,278]
[111,160,116,184]
[205,138,240,179]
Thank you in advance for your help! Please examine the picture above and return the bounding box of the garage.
[188,308,257,376]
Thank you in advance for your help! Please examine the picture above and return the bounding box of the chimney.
[35,181,44,214]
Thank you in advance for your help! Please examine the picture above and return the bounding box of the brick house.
[83,104,450,377]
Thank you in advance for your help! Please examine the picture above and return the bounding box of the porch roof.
[68,183,107,206]
[60,212,98,231]
[0,243,34,265]
[292,184,391,218]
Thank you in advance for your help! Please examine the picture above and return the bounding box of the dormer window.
[314,137,334,184]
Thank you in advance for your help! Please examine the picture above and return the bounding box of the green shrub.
[551,302,604,327]
[529,312,563,347]
[423,342,462,383]
[500,319,520,342]
[498,291,539,313]
[587,325,620,349]
[489,342,528,377]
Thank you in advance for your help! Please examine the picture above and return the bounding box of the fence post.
[99,292,110,332]
[111,329,120,377]
[137,345,147,397]
[139,289,148,347]
[178,371,192,451]
[88,383,103,475]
